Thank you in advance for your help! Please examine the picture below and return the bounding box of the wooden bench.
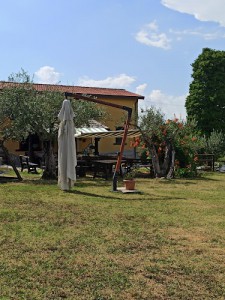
[19,155,38,173]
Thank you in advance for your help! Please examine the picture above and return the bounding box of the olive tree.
[135,107,204,178]
[0,70,105,179]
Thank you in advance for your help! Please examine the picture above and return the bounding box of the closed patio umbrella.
[58,99,77,190]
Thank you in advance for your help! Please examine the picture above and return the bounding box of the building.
[0,82,144,159]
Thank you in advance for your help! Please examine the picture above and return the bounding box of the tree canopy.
[0,70,105,142]
[0,70,105,179]
[185,48,225,137]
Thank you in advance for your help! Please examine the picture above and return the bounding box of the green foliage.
[0,69,105,142]
[124,166,137,179]
[186,48,225,136]
[139,148,148,164]
[136,107,204,178]
[72,100,105,128]
[174,166,197,178]
[172,119,204,166]
[204,130,225,160]
[8,68,33,83]
[138,106,165,139]
[0,69,105,179]
[0,82,38,140]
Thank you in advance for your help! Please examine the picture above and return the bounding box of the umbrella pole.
[112,109,132,191]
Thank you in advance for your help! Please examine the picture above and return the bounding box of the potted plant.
[123,167,137,190]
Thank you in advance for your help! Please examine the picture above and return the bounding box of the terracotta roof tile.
[0,81,144,99]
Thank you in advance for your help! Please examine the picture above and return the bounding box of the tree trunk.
[166,148,175,179]
[149,146,161,178]
[162,143,171,170]
[138,128,175,179]
[148,143,174,178]
[42,141,57,180]
[0,140,22,181]
[28,134,35,162]
[160,142,173,177]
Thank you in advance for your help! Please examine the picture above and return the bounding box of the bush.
[205,130,225,160]
[175,166,197,178]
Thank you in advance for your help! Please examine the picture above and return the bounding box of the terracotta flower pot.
[123,179,136,190]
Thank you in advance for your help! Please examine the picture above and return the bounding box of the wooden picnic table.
[92,159,125,180]
[76,159,89,177]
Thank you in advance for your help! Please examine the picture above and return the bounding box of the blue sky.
[1,0,225,119]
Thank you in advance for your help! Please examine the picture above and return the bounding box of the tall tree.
[0,70,105,179]
[186,48,225,137]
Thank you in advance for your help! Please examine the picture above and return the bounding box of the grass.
[0,168,225,299]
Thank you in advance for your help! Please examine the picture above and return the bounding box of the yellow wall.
[76,95,138,156]
[98,97,137,129]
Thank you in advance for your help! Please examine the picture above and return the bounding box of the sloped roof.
[0,81,144,99]
[87,119,109,129]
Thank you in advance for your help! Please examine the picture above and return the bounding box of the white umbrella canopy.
[58,99,77,190]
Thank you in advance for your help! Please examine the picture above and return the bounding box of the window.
[114,126,124,145]
[18,134,41,151]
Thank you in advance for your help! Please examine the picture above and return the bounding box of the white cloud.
[136,83,148,95]
[136,15,225,50]
[135,21,171,50]
[162,0,225,27]
[170,28,225,40]
[77,74,136,88]
[139,89,187,120]
[35,66,61,84]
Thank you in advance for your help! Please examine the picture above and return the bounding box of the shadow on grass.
[18,177,113,187]
[124,193,187,201]
[145,176,220,186]
[0,176,21,184]
[0,177,187,202]
[194,175,221,181]
[65,189,122,200]
[20,179,57,185]
[65,189,187,202]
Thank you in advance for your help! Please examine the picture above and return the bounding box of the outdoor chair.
[19,155,38,173]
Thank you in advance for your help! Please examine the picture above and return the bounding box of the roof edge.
[0,81,145,99]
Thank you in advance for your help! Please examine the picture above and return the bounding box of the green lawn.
[0,170,225,299]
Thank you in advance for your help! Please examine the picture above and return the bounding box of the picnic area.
[0,72,225,299]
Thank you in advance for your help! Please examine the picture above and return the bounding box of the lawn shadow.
[121,192,187,201]
[67,188,187,202]
[21,179,57,185]
[19,177,113,187]
[194,175,221,181]
[0,176,187,202]
[65,189,122,200]
[149,195,187,201]
[147,176,220,186]
[0,176,21,184]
